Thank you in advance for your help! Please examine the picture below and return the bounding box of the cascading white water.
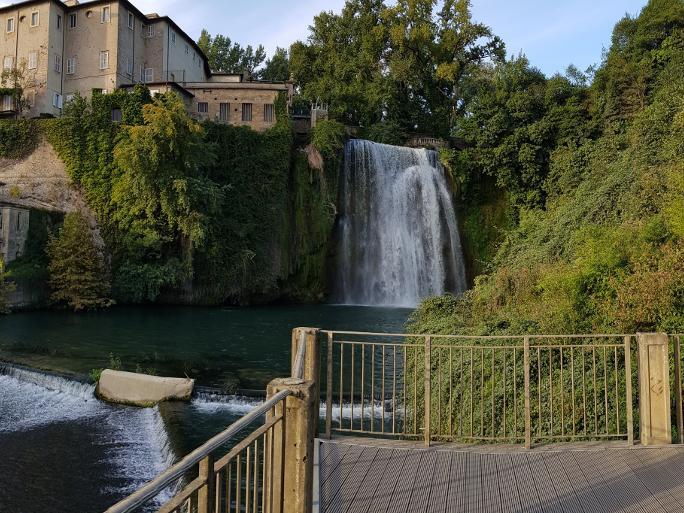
[335,139,467,307]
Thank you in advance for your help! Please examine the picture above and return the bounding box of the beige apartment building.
[0,0,291,130]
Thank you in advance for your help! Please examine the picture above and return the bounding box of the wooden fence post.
[266,378,317,513]
[292,327,321,437]
[637,333,671,445]
[524,336,531,449]
[424,336,431,447]
[197,454,215,513]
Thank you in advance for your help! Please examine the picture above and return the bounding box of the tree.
[47,212,112,311]
[0,258,15,313]
[198,30,266,75]
[0,53,45,117]
[258,47,290,81]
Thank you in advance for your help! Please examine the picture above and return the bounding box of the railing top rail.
[321,330,633,340]
[103,388,291,513]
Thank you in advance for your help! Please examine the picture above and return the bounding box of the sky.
[1,0,649,76]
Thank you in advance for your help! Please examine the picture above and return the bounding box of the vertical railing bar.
[549,348,553,437]
[470,347,474,438]
[560,346,565,436]
[414,347,418,435]
[236,454,241,513]
[570,346,576,437]
[339,343,344,430]
[513,348,517,438]
[537,346,541,437]
[402,345,407,435]
[603,346,609,434]
[350,343,355,430]
[325,333,333,439]
[361,343,365,432]
[624,336,634,445]
[491,348,495,438]
[424,336,432,446]
[227,461,232,513]
[503,348,507,438]
[593,347,598,435]
[245,446,251,513]
[582,347,587,436]
[524,336,531,449]
[253,439,259,513]
[449,347,453,438]
[674,335,683,444]
[381,345,386,434]
[438,347,442,437]
[480,347,484,437]
[371,344,375,433]
[261,432,266,513]
[614,346,620,435]
[459,348,464,437]
[214,469,221,513]
[392,346,397,434]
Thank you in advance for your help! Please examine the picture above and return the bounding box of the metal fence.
[323,331,637,448]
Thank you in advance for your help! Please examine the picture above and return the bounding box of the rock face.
[96,370,194,407]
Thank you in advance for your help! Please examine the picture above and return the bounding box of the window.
[3,56,13,70]
[185,44,189,55]
[2,95,12,111]
[101,6,110,23]
[264,103,274,123]
[171,32,176,45]
[28,52,37,70]
[219,102,229,122]
[111,108,122,122]
[143,67,153,83]
[125,58,133,77]
[197,102,208,113]
[127,12,134,30]
[54,54,61,73]
[66,57,75,75]
[241,103,252,122]
[68,13,77,28]
[7,17,14,33]
[143,24,154,38]
[30,11,39,27]
[57,14,61,29]
[53,92,63,109]
[99,51,109,70]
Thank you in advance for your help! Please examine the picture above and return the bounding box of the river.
[0,304,410,513]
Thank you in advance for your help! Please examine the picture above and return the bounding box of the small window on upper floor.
[197,102,208,114]
[99,50,109,70]
[68,13,77,28]
[171,32,176,45]
[6,17,14,33]
[3,56,14,70]
[143,24,154,38]
[264,104,274,123]
[30,11,39,27]
[28,52,37,70]
[66,57,76,75]
[185,44,189,55]
[57,14,62,29]
[127,12,134,30]
[143,68,153,83]
[54,54,61,73]
[101,6,110,23]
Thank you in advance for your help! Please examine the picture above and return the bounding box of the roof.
[0,0,211,77]
[121,81,195,98]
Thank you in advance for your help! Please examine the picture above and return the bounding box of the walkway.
[317,438,684,513]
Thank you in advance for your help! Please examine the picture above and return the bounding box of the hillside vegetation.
[409,0,684,334]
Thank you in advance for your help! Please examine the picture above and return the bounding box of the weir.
[335,140,467,307]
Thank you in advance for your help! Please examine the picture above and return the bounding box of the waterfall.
[335,139,467,307]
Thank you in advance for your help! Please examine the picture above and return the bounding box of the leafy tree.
[0,258,15,313]
[258,47,290,81]
[47,212,112,311]
[198,30,266,75]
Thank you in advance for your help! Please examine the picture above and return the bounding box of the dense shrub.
[311,119,346,158]
[0,119,37,158]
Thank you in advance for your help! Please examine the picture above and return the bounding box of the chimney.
[145,13,160,19]
[63,0,80,5]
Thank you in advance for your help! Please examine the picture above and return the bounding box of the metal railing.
[672,334,684,444]
[323,331,637,448]
[104,335,311,513]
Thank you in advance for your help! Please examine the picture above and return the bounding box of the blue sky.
[1,0,649,76]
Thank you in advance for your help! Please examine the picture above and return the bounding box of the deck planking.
[318,438,684,513]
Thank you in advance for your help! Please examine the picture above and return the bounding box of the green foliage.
[46,211,112,311]
[311,120,346,158]
[0,259,16,314]
[0,119,37,158]
[410,0,684,336]
[198,30,266,75]
[259,47,290,82]
[362,121,405,145]
[290,0,504,134]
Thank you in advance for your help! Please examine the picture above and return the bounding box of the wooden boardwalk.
[317,438,684,513]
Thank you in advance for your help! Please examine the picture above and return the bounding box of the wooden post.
[637,333,671,445]
[197,454,215,513]
[292,327,321,437]
[266,378,317,513]
[625,336,634,445]
[424,336,431,447]
[523,336,531,449]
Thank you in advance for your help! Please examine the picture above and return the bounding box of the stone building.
[0,203,29,263]
[0,0,291,130]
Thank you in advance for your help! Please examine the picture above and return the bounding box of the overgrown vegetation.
[0,119,37,158]
[46,211,112,311]
[409,0,684,335]
[0,259,15,313]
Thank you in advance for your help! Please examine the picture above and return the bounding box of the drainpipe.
[60,6,66,113]
[165,24,169,82]
[13,8,19,118]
